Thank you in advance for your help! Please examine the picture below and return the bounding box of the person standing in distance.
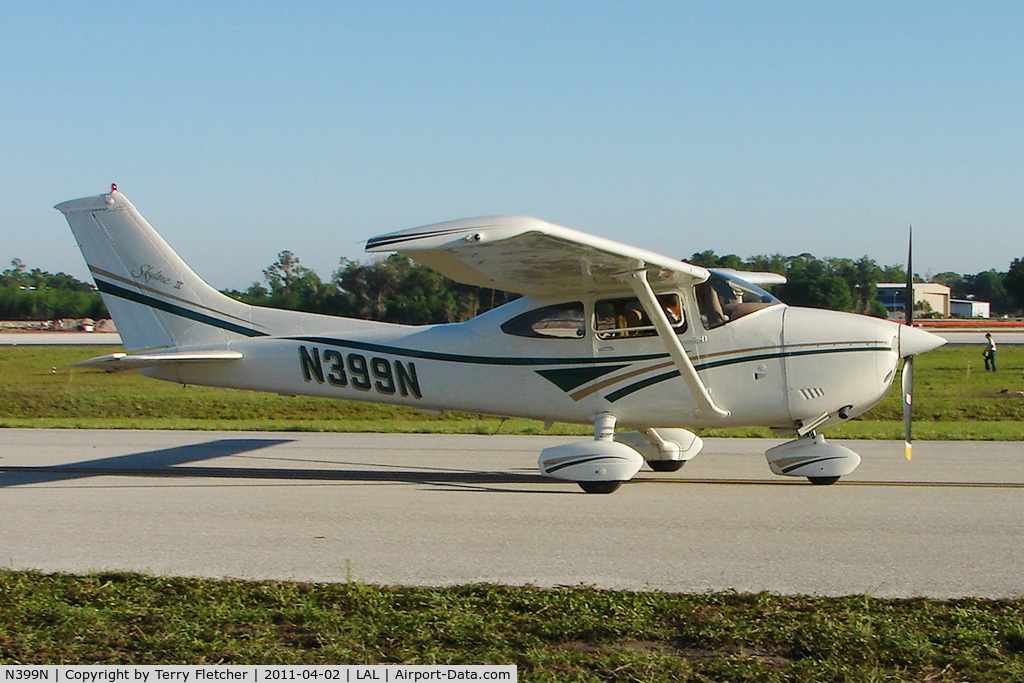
[984,333,997,371]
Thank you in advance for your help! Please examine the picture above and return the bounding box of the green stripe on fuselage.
[286,336,662,367]
[96,279,268,338]
[604,345,892,403]
[535,365,629,392]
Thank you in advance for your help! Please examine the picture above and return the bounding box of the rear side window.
[501,302,586,339]
[594,294,685,340]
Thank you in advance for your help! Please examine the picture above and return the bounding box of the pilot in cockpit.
[697,275,735,328]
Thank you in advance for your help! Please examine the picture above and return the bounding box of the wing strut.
[628,270,730,419]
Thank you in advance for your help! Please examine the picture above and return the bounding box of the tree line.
[3,250,1024,323]
[222,251,519,324]
[0,259,109,321]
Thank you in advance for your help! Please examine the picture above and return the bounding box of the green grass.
[1,345,1022,439]
[2,570,1023,680]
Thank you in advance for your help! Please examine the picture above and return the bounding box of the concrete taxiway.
[1,430,1021,599]
[0,332,122,346]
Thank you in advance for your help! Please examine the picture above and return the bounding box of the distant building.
[876,283,951,317]
[950,299,990,319]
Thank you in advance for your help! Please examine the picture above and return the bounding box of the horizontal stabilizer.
[71,349,243,373]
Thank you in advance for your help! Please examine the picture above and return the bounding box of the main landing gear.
[537,414,704,493]
[537,414,643,494]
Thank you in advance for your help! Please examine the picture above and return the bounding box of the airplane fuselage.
[143,294,903,434]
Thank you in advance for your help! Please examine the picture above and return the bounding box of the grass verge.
[2,570,1023,681]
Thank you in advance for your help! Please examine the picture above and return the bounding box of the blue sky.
[2,1,1022,289]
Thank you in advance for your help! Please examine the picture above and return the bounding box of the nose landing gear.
[765,432,861,484]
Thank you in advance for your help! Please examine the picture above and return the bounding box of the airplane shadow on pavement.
[0,438,554,491]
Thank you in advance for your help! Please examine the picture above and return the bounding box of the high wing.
[365,216,711,296]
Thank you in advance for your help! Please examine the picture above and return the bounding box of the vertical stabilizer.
[55,189,263,352]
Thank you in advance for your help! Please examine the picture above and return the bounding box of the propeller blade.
[903,225,914,461]
[902,355,913,460]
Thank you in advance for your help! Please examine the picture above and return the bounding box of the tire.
[807,476,840,486]
[647,459,686,472]
[578,481,623,494]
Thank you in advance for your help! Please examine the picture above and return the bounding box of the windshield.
[695,271,781,330]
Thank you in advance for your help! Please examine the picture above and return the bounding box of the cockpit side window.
[696,271,781,330]
[501,302,585,339]
[594,293,685,340]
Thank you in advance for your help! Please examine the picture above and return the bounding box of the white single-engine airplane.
[56,187,945,492]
